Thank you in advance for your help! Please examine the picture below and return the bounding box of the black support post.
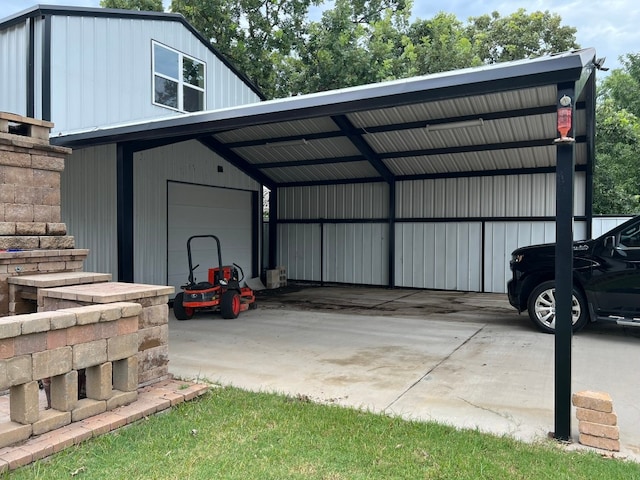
[116,144,135,283]
[554,84,576,441]
[268,188,277,270]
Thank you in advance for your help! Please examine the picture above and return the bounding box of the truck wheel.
[221,291,241,319]
[527,281,588,334]
[173,293,194,321]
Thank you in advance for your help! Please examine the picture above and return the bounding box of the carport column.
[554,84,576,441]
[388,181,396,288]
[117,143,135,282]
[268,187,278,270]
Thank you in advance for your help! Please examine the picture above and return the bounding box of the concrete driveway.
[167,286,640,460]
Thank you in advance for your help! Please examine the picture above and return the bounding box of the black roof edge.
[0,4,265,100]
[50,48,597,150]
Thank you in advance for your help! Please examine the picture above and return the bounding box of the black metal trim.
[275,216,589,224]
[251,190,259,278]
[27,18,35,117]
[0,6,264,100]
[116,143,135,282]
[584,72,597,239]
[268,188,278,270]
[42,14,51,121]
[198,137,276,190]
[388,182,396,288]
[331,115,394,184]
[51,49,596,149]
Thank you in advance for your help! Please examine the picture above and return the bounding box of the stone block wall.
[38,282,173,387]
[0,250,89,315]
[0,302,141,449]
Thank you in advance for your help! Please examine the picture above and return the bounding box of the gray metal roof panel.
[261,161,380,183]
[52,48,595,149]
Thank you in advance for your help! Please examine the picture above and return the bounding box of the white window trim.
[152,40,206,112]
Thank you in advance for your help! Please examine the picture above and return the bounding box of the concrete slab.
[167,286,640,461]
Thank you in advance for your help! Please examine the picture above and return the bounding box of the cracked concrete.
[167,284,640,461]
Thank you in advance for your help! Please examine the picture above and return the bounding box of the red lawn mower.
[173,235,256,320]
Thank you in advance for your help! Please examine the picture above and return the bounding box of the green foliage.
[170,0,321,99]
[10,387,640,479]
[594,57,640,214]
[99,0,163,11]
[465,9,579,63]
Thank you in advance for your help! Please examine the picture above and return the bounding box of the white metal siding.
[323,223,388,285]
[47,15,261,134]
[591,216,632,237]
[278,183,388,220]
[484,220,588,294]
[0,22,28,116]
[134,140,259,286]
[396,222,482,291]
[278,224,322,282]
[397,173,586,218]
[61,145,118,277]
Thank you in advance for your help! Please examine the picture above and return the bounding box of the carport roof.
[52,48,598,190]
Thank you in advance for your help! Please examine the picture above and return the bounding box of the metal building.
[1,6,599,296]
[0,6,264,294]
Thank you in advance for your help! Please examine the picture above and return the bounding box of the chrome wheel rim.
[534,288,580,329]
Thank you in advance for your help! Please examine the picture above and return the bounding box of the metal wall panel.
[279,183,388,220]
[61,145,118,277]
[0,22,28,116]
[133,140,260,286]
[591,216,633,237]
[278,224,322,281]
[47,15,260,134]
[397,173,586,219]
[323,223,388,285]
[395,222,482,291]
[484,220,588,294]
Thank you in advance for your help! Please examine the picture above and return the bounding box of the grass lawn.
[7,385,640,479]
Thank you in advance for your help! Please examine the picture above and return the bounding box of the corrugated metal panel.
[592,217,633,238]
[348,86,557,127]
[278,224,322,281]
[278,183,388,220]
[47,15,260,134]
[323,223,388,285]
[384,145,557,175]
[233,137,361,164]
[395,222,482,291]
[0,22,28,116]
[133,140,260,285]
[397,173,586,219]
[366,114,553,154]
[263,161,379,184]
[61,145,118,278]
[215,117,340,143]
[484,220,588,293]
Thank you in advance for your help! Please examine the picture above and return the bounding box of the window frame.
[152,41,206,113]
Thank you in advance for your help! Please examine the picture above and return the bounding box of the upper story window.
[152,42,205,112]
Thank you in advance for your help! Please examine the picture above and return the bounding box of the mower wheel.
[173,293,194,321]
[221,291,241,319]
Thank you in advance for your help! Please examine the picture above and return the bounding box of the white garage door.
[167,182,253,297]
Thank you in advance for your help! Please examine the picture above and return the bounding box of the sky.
[1,0,638,73]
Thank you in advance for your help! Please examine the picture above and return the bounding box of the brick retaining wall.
[0,302,141,449]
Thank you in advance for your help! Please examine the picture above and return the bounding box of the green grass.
[7,386,640,479]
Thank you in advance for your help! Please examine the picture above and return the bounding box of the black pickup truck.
[507,215,640,333]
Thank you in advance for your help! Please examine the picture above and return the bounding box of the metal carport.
[52,48,598,291]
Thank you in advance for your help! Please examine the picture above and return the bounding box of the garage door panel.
[167,182,253,298]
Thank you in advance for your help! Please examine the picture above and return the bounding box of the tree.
[100,0,163,11]
[170,0,320,99]
[593,54,640,214]
[465,9,579,63]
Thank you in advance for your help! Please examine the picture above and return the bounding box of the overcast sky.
[1,0,638,73]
